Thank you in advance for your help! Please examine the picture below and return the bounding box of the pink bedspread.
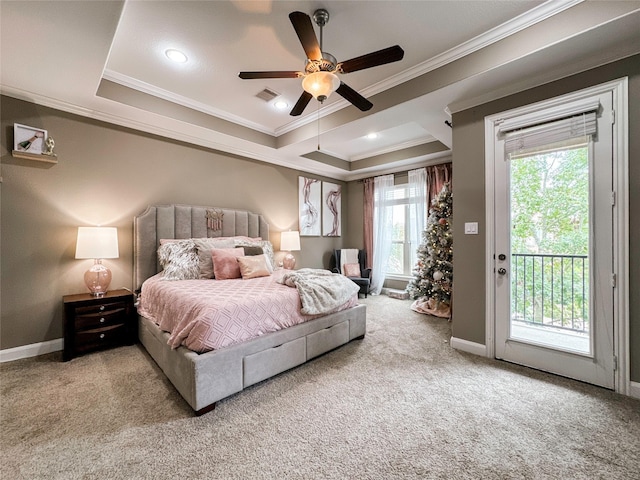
[138,269,358,353]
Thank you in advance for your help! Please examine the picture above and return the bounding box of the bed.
[134,204,366,415]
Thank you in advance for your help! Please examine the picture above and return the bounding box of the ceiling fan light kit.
[301,71,340,102]
[239,8,404,116]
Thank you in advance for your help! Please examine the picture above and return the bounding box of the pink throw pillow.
[343,263,361,277]
[211,247,245,280]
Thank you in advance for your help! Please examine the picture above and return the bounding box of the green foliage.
[512,254,589,330]
[511,147,588,255]
[510,146,590,330]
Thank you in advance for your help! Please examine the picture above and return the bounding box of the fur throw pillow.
[157,239,200,280]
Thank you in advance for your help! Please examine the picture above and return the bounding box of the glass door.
[493,92,615,389]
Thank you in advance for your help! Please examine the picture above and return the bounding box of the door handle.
[497,268,507,275]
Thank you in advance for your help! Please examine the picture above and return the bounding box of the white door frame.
[483,78,629,394]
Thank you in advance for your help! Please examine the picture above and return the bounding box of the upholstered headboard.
[133,204,269,291]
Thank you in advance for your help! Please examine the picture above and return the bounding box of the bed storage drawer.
[243,337,306,388]
[306,320,349,360]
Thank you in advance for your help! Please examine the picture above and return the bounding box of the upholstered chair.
[331,249,371,298]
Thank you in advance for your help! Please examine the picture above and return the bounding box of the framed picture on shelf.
[13,123,47,155]
[298,176,321,236]
[322,181,341,237]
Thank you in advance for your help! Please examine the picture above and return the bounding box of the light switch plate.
[464,222,479,235]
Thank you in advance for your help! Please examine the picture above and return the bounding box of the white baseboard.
[0,338,63,363]
[450,336,488,357]
[629,381,640,400]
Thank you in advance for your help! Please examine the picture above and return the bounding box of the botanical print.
[299,176,321,236]
[322,182,341,237]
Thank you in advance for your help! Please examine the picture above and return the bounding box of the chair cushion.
[343,263,361,277]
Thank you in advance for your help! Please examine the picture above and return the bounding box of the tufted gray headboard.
[133,204,269,291]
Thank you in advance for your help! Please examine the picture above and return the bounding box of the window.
[386,183,425,277]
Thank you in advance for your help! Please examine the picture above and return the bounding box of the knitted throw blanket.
[278,268,360,315]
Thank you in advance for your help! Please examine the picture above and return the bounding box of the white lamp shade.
[301,72,340,100]
[280,231,301,252]
[75,227,119,259]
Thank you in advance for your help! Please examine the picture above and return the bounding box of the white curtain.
[370,174,394,295]
[408,167,427,270]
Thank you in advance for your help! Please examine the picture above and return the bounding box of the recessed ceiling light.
[165,49,188,63]
[366,133,378,140]
[274,100,289,110]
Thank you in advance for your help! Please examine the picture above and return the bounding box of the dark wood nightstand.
[63,289,137,361]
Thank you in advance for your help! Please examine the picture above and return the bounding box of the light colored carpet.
[1,295,639,479]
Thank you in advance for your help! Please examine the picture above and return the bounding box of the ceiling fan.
[239,9,404,116]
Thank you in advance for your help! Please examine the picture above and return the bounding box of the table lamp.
[280,231,300,270]
[75,226,119,296]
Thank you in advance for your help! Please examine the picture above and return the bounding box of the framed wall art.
[322,181,341,237]
[13,123,47,155]
[299,176,321,236]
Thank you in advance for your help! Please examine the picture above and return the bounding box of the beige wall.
[343,181,364,250]
[3,53,638,385]
[0,97,346,350]
[451,55,640,382]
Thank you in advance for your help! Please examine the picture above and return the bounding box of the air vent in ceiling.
[256,88,280,102]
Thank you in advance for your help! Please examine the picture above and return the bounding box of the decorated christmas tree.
[406,183,453,318]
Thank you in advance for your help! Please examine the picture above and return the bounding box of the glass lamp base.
[283,253,296,270]
[84,260,112,297]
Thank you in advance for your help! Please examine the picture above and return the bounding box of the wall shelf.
[11,150,58,164]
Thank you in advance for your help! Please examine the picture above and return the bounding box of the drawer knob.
[99,333,105,339]
[100,317,105,323]
[99,305,105,311]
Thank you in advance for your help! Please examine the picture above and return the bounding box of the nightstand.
[63,289,137,361]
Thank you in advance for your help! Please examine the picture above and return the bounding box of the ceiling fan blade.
[239,71,301,79]
[290,91,313,116]
[338,45,405,73]
[336,82,373,112]
[289,11,322,61]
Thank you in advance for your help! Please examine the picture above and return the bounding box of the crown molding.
[0,1,583,182]
[342,151,453,182]
[97,1,582,140]
[274,0,582,136]
[315,134,437,163]
[446,49,639,114]
[0,85,353,180]
[349,136,437,162]
[358,0,583,98]
[102,69,276,136]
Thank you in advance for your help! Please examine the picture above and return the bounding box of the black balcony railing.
[511,253,589,333]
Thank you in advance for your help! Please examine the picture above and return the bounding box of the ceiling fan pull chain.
[317,101,321,151]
